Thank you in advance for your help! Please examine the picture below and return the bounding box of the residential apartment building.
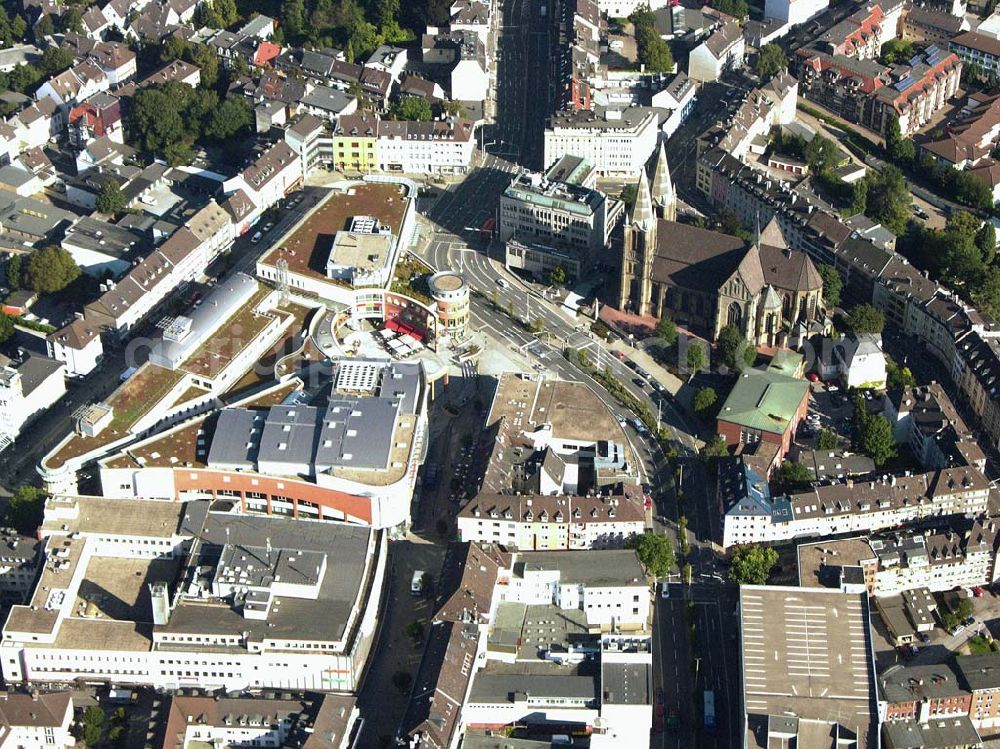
[688,20,746,82]
[722,455,991,547]
[0,355,65,442]
[331,112,378,173]
[0,530,39,604]
[376,118,476,175]
[765,0,829,26]
[543,107,659,177]
[799,520,1000,598]
[457,492,646,550]
[222,140,302,217]
[284,114,328,179]
[0,497,386,693]
[796,45,962,137]
[0,691,75,749]
[500,550,649,630]
[923,92,1000,168]
[160,693,358,749]
[951,31,1000,78]
[46,318,103,378]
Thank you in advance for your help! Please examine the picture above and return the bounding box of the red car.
[973,586,986,598]
[644,496,653,510]
[806,372,820,382]
[653,717,665,734]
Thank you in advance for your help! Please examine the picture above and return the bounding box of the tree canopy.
[775,460,813,491]
[27,246,80,294]
[817,263,842,309]
[846,303,885,336]
[693,386,717,415]
[804,136,843,173]
[853,394,896,466]
[547,265,567,286]
[755,44,786,80]
[717,323,754,370]
[880,38,914,66]
[686,342,706,374]
[862,165,911,235]
[712,0,749,17]
[631,10,674,73]
[5,486,46,535]
[626,533,675,578]
[728,545,778,585]
[656,315,678,347]
[390,95,433,121]
[95,179,125,215]
[817,429,839,450]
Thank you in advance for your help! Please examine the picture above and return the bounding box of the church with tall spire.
[617,147,826,347]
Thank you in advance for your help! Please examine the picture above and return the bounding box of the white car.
[496,277,510,289]
[251,231,263,243]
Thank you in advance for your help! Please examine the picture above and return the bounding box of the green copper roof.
[719,369,809,435]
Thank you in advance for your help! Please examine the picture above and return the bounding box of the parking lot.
[795,384,856,448]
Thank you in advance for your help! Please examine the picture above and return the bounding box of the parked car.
[973,586,986,598]
[807,372,820,382]
[251,231,263,243]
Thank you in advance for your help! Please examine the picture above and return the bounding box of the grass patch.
[968,635,998,655]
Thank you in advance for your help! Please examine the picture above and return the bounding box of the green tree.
[390,95,433,121]
[886,356,915,391]
[817,263,842,309]
[59,6,83,33]
[33,14,54,41]
[404,620,424,641]
[38,46,74,76]
[963,60,985,85]
[716,323,749,370]
[631,10,674,73]
[804,136,843,173]
[693,386,717,415]
[281,0,306,41]
[375,0,400,26]
[7,63,40,94]
[160,34,189,62]
[755,43,786,80]
[81,705,104,747]
[884,114,916,164]
[4,485,47,536]
[864,165,911,234]
[847,303,885,335]
[941,597,975,631]
[860,413,896,466]
[206,97,252,141]
[686,342,705,375]
[6,254,22,291]
[188,44,219,90]
[547,265,567,286]
[776,460,812,490]
[712,0,749,17]
[977,221,997,264]
[700,434,729,460]
[26,246,81,294]
[880,38,914,65]
[728,545,779,585]
[626,533,675,578]
[95,179,125,215]
[817,429,839,450]
[655,315,678,347]
[214,0,239,26]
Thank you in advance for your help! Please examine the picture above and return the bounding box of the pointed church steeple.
[650,142,676,221]
[632,169,654,232]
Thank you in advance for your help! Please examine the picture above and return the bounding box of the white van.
[411,570,425,596]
